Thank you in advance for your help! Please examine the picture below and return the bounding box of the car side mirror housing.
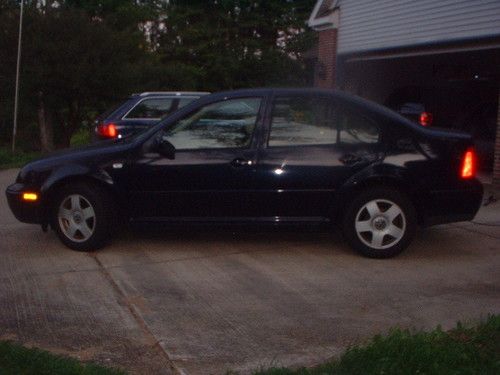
[156,136,176,159]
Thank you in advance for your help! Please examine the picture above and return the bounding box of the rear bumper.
[420,179,483,226]
[5,183,43,224]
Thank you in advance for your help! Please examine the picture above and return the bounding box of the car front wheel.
[342,187,417,258]
[51,183,113,251]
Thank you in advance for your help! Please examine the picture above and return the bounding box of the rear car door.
[254,91,382,219]
[127,95,265,220]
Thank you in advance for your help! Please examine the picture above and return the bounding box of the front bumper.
[5,183,43,224]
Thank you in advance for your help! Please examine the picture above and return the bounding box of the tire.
[342,187,417,258]
[51,182,114,251]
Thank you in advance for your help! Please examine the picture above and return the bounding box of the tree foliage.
[156,0,316,90]
[0,0,316,151]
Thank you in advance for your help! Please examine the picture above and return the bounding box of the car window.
[268,95,337,146]
[96,102,123,120]
[125,98,175,119]
[338,109,380,144]
[178,97,199,108]
[163,97,261,150]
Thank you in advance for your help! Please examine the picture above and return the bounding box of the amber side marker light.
[460,149,476,179]
[22,192,38,201]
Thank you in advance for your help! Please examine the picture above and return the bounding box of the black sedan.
[6,89,483,258]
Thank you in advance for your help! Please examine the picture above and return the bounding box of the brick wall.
[493,88,500,188]
[314,28,338,89]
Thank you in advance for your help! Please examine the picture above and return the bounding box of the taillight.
[460,148,476,179]
[419,112,433,126]
[96,123,118,138]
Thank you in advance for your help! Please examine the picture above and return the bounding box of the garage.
[308,0,500,183]
[338,43,500,172]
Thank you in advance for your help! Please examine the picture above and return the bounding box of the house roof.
[308,0,339,31]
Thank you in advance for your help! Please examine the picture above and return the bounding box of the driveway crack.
[88,253,183,375]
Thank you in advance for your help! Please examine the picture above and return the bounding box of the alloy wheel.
[58,194,96,243]
[354,199,406,249]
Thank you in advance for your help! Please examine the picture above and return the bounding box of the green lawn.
[1,316,498,375]
[253,315,500,375]
[0,341,125,375]
[70,126,92,147]
[0,128,92,170]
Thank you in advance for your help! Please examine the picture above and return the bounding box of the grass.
[70,126,92,147]
[0,341,125,375]
[0,127,91,169]
[253,315,500,375]
[0,147,39,169]
[1,316,498,375]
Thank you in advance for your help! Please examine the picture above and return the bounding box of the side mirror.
[156,136,176,159]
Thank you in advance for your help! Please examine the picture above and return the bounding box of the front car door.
[127,95,266,220]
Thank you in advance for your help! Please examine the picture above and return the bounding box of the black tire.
[342,187,417,258]
[51,182,114,251]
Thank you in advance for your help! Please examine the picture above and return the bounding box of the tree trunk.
[60,128,74,149]
[62,99,81,148]
[38,91,54,153]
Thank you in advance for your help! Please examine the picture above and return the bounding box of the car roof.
[131,91,210,97]
[207,87,393,114]
[204,87,427,131]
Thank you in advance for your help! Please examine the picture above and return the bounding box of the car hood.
[17,140,132,183]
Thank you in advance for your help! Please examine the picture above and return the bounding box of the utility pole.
[12,0,24,153]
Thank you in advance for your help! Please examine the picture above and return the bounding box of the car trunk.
[415,126,478,187]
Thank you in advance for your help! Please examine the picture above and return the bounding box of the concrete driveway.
[1,168,499,374]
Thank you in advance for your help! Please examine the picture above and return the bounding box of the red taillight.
[419,112,433,126]
[97,123,118,138]
[460,148,476,179]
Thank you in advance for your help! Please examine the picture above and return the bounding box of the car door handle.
[339,153,364,165]
[230,158,252,168]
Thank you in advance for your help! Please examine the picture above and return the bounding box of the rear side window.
[268,95,380,147]
[268,96,336,146]
[338,109,380,144]
[125,98,175,119]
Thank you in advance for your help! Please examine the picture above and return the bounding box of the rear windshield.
[125,98,176,119]
[178,97,200,108]
[96,102,126,121]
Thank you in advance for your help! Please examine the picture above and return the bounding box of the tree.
[0,0,317,152]
[155,0,317,91]
[0,2,156,150]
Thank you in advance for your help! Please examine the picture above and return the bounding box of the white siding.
[338,0,500,54]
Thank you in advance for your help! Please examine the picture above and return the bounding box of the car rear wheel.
[342,187,416,258]
[51,183,113,251]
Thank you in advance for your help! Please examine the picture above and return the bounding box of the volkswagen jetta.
[6,89,483,258]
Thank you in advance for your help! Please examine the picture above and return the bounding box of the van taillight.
[97,123,117,138]
[460,148,476,179]
[419,112,433,126]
